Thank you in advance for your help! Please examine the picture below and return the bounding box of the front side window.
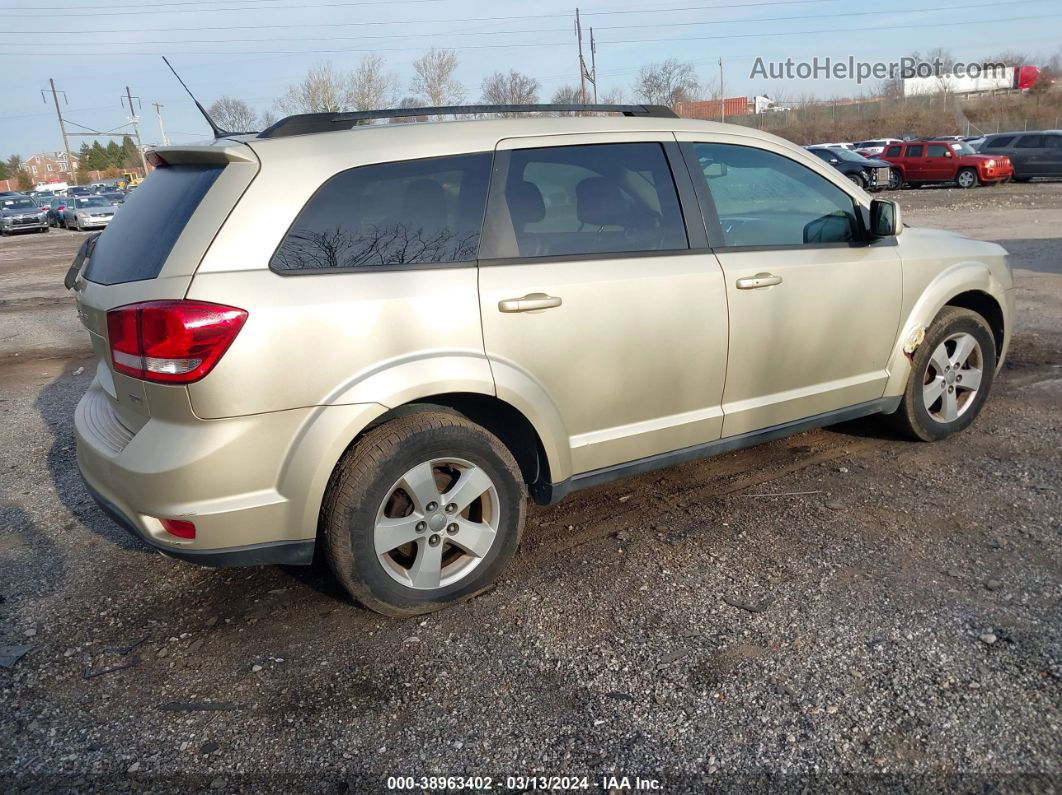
[985,136,1014,148]
[489,142,687,259]
[927,144,949,158]
[689,142,861,248]
[1045,135,1062,149]
[272,153,491,272]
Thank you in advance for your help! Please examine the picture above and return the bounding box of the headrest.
[576,177,627,227]
[402,179,447,228]
[506,180,545,226]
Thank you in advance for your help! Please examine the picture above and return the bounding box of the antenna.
[161,55,254,138]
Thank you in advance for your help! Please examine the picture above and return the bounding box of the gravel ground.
[1,184,1060,793]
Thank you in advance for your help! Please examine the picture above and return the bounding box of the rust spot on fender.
[903,326,926,356]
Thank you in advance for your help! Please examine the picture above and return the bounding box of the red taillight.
[160,518,196,539]
[106,300,247,384]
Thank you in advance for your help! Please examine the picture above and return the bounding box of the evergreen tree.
[88,141,107,171]
[0,159,8,180]
[120,136,140,170]
[105,140,122,168]
[78,142,92,170]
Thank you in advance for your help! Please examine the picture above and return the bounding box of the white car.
[66,196,117,231]
[854,138,903,157]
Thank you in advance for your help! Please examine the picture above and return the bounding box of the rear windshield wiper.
[64,232,102,290]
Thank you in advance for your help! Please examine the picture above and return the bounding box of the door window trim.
[678,141,873,253]
[478,139,708,265]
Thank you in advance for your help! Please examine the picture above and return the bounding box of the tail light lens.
[106,300,247,384]
[160,518,196,539]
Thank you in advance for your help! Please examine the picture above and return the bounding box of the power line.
[2,0,1043,46]
[2,11,1056,56]
[1,0,850,35]
[0,0,446,16]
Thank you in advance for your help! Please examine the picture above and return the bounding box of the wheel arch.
[883,263,1012,397]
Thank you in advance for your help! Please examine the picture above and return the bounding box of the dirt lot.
[1,184,1060,793]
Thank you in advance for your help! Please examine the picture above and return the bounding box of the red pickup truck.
[877,140,1012,188]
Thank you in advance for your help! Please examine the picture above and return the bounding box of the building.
[24,152,80,184]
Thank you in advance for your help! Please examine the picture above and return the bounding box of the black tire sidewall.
[906,312,996,441]
[330,422,525,615]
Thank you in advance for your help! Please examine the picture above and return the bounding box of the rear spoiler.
[147,143,257,167]
[65,232,101,290]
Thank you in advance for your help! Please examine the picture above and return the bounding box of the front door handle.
[736,272,782,290]
[498,293,563,313]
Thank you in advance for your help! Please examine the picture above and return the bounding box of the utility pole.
[44,79,72,163]
[589,26,598,103]
[575,8,587,104]
[719,58,726,123]
[152,102,170,146]
[122,86,149,173]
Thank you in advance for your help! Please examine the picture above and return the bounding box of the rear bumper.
[82,479,313,567]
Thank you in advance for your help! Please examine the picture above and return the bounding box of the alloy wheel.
[374,458,500,590]
[922,332,983,423]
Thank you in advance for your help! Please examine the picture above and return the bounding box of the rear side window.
[1016,135,1044,148]
[272,153,491,272]
[1045,135,1062,149]
[985,136,1014,148]
[885,145,902,157]
[486,142,687,259]
[84,165,223,285]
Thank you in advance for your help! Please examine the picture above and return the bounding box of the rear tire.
[889,307,996,442]
[322,411,526,616]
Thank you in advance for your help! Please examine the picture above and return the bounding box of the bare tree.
[349,54,399,111]
[208,97,259,131]
[258,109,279,128]
[480,70,539,114]
[599,86,626,105]
[410,48,464,107]
[275,61,352,114]
[632,59,699,107]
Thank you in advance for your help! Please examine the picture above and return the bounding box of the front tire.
[889,307,996,442]
[888,169,904,190]
[847,173,866,189]
[322,411,526,616]
[956,168,979,189]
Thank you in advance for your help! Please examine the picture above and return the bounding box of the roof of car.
[164,114,810,166]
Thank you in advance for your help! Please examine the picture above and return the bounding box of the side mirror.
[829,158,840,164]
[870,198,902,237]
[945,150,954,158]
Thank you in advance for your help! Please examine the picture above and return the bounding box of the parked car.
[853,138,903,157]
[0,194,49,235]
[100,191,126,206]
[813,141,858,150]
[877,140,1012,188]
[46,197,68,227]
[806,145,893,191]
[68,104,1013,616]
[66,195,118,231]
[977,130,1062,181]
[66,186,92,198]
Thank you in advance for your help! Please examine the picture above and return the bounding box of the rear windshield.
[84,164,223,285]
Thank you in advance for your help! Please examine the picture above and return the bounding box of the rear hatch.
[72,143,259,430]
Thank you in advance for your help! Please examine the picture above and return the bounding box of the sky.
[1,0,1060,158]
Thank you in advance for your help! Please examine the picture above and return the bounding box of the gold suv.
[70,104,1014,615]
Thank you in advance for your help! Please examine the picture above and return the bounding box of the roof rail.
[257,103,678,139]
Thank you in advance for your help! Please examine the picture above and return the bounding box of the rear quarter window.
[84,165,223,285]
[271,152,492,272]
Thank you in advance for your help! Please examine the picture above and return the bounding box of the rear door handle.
[736,272,782,290]
[498,293,563,313]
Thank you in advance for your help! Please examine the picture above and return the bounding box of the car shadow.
[35,356,154,555]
